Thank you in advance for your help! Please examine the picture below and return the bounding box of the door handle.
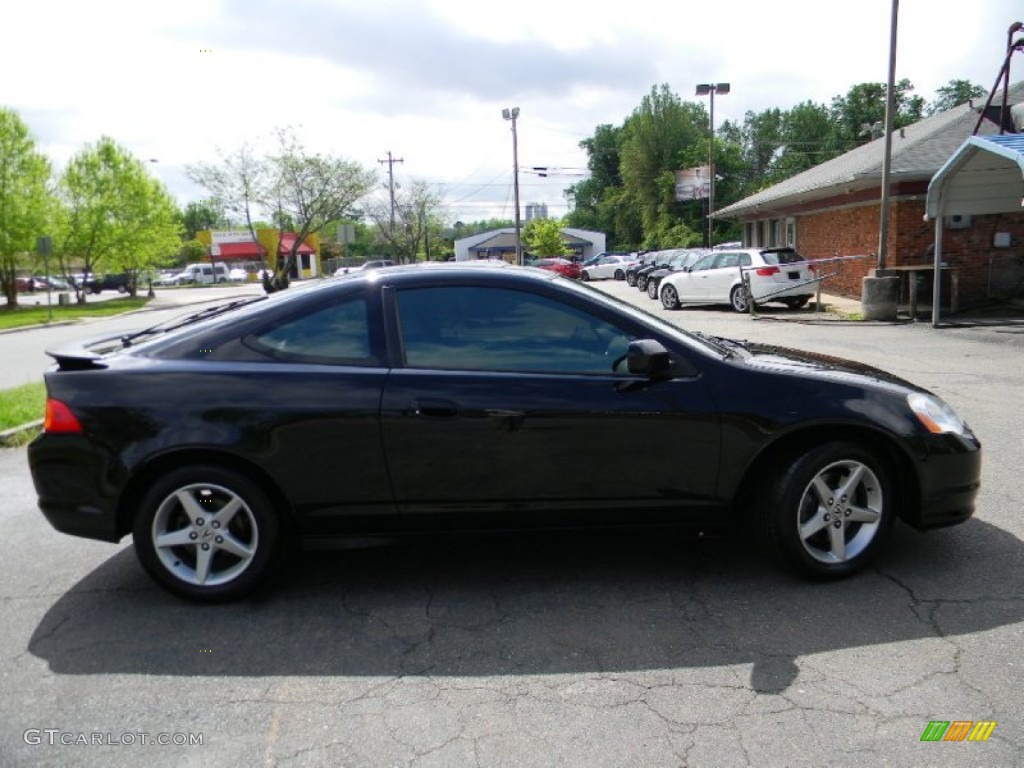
[413,398,459,418]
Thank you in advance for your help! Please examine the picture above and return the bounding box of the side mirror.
[627,339,673,378]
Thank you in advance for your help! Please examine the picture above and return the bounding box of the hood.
[736,341,925,394]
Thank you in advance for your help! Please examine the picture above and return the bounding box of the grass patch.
[0,381,46,431]
[0,296,150,330]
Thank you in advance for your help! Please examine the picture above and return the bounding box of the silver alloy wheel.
[729,284,750,313]
[661,284,678,309]
[647,279,658,298]
[795,459,883,564]
[151,482,259,586]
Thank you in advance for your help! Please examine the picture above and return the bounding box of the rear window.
[761,249,806,265]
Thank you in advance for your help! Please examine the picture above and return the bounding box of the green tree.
[56,137,181,300]
[521,218,570,258]
[365,179,446,263]
[830,79,922,148]
[262,128,377,287]
[181,199,227,240]
[565,124,625,240]
[186,144,265,241]
[929,79,987,114]
[619,85,707,238]
[0,108,52,308]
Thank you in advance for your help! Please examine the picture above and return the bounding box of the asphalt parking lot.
[1,278,1022,767]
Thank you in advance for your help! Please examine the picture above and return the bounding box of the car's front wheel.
[729,284,750,313]
[647,279,659,299]
[626,272,637,286]
[132,466,281,602]
[636,274,649,291]
[759,442,895,579]
[660,283,679,309]
[614,269,625,280]
[581,271,592,281]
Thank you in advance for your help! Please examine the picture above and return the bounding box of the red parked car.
[531,258,581,280]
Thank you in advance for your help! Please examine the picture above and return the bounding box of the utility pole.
[378,151,404,259]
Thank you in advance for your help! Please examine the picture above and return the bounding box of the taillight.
[44,399,84,434]
[755,266,779,276]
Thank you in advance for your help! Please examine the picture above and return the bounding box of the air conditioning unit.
[945,214,972,230]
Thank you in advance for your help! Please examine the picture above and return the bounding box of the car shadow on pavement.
[28,519,1024,695]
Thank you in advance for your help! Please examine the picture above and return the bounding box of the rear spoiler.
[45,333,125,371]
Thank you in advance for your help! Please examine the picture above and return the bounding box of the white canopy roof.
[926,134,1024,219]
[924,134,1024,326]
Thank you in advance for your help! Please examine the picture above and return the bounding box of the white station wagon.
[659,247,817,312]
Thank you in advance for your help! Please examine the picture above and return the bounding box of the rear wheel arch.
[116,449,297,540]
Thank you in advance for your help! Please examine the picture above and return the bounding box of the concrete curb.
[0,418,42,447]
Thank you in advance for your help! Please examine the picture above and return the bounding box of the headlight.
[907,392,968,436]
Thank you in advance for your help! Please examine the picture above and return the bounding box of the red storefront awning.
[278,234,314,255]
[215,242,267,260]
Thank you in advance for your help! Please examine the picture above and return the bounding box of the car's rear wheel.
[626,272,637,286]
[729,284,750,313]
[133,466,281,602]
[614,269,625,280]
[581,271,592,281]
[117,285,128,294]
[636,275,648,291]
[660,283,679,309]
[783,297,810,309]
[759,442,895,579]
[647,279,659,299]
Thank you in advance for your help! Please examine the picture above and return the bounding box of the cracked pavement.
[2,287,1022,767]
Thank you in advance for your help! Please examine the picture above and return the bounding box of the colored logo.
[920,721,996,742]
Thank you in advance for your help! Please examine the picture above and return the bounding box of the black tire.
[614,269,625,280]
[132,466,281,602]
[117,285,128,294]
[660,283,679,310]
[729,284,750,313]
[581,271,592,282]
[626,271,637,287]
[758,441,895,579]
[783,297,810,310]
[636,275,648,292]
[647,279,659,299]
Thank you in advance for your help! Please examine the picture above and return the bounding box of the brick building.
[715,82,1024,309]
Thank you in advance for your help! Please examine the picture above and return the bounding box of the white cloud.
[2,0,1021,222]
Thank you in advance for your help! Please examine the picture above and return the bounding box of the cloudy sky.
[2,0,1021,225]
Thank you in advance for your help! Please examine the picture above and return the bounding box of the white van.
[172,263,229,285]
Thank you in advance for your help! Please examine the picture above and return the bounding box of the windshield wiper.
[120,297,266,347]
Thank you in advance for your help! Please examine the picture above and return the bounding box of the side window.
[396,286,634,375]
[691,254,716,272]
[248,296,375,364]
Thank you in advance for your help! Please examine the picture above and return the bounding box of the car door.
[379,282,721,525]
[699,252,751,302]
[672,252,717,301]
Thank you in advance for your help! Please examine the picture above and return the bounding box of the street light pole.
[502,107,523,265]
[695,83,730,247]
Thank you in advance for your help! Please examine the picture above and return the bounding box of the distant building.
[454,227,606,262]
[525,202,549,221]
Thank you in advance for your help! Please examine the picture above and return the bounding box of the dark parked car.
[624,252,658,286]
[28,263,981,602]
[83,273,132,294]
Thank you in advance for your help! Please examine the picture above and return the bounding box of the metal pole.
[708,88,715,249]
[511,116,523,265]
[877,0,899,271]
